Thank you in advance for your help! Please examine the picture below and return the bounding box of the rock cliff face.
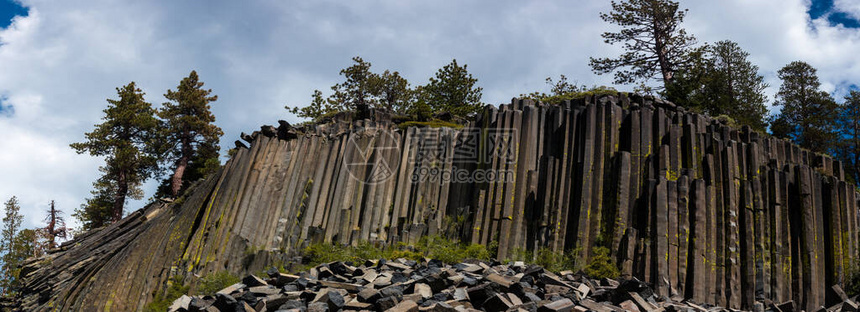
[18,95,860,311]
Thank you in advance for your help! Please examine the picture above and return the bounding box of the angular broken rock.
[377,296,400,311]
[307,301,328,312]
[414,282,433,299]
[167,295,191,312]
[316,289,345,311]
[485,273,515,289]
[242,275,267,287]
[167,258,795,312]
[388,299,419,312]
[538,298,574,312]
[420,301,458,312]
[845,299,860,312]
[482,293,515,311]
[248,285,280,296]
[358,287,382,303]
[618,300,641,312]
[216,282,245,295]
[318,280,363,292]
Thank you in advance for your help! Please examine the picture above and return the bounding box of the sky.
[1,0,860,230]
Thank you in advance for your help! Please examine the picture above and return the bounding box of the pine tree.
[286,90,341,121]
[520,75,591,102]
[589,0,697,87]
[408,85,434,121]
[1,228,44,296]
[664,40,769,130]
[836,90,860,183]
[546,75,583,96]
[422,59,483,118]
[371,70,412,114]
[74,181,115,231]
[770,61,839,154]
[158,70,223,197]
[329,57,377,120]
[290,57,416,121]
[1,196,22,295]
[288,57,482,122]
[71,82,160,223]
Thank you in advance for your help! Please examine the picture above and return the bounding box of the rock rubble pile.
[167,258,860,312]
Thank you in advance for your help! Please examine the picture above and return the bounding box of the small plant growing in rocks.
[583,246,620,279]
[197,271,240,295]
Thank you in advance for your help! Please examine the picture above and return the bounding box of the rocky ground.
[166,258,859,312]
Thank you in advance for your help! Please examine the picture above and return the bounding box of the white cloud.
[2,0,860,229]
[684,0,860,105]
[834,0,860,20]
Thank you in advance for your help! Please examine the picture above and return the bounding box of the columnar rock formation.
[18,94,860,311]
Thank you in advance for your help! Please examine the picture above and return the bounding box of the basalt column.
[18,94,860,311]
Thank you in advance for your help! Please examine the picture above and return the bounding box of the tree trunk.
[47,201,56,248]
[171,135,193,197]
[113,171,127,222]
[653,16,673,87]
[171,156,188,197]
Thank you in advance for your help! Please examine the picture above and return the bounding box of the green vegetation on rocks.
[397,120,464,131]
[299,237,617,279]
[583,247,620,279]
[301,236,492,269]
[143,276,189,312]
[197,271,240,295]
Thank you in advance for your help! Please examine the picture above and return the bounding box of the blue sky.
[0,0,25,29]
[2,0,860,230]
[809,0,860,28]
[0,0,23,118]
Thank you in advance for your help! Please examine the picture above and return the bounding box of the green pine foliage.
[664,40,769,130]
[288,57,484,124]
[374,70,413,114]
[835,91,860,184]
[157,70,223,198]
[70,82,161,224]
[2,229,44,296]
[288,57,417,121]
[74,180,117,231]
[286,89,342,122]
[1,196,23,295]
[421,59,484,118]
[769,61,839,154]
[327,57,377,119]
[589,0,697,87]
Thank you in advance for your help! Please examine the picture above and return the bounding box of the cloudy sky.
[1,0,859,230]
